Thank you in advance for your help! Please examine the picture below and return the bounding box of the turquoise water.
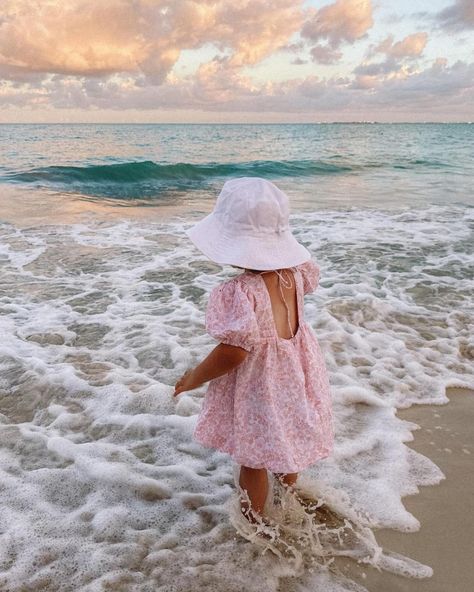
[0,123,472,209]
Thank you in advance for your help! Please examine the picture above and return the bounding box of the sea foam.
[0,203,472,591]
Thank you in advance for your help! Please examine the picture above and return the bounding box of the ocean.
[0,123,473,591]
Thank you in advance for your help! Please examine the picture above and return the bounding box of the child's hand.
[173,368,203,397]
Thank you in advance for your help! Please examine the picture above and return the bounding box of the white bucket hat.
[185,177,311,271]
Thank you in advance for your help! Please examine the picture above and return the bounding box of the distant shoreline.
[0,121,472,125]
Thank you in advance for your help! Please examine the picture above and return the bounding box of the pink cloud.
[301,0,374,48]
[0,0,472,121]
[3,57,470,120]
[374,33,428,59]
[0,0,304,83]
[0,1,158,78]
[354,32,429,87]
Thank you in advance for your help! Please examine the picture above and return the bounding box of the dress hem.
[193,433,333,473]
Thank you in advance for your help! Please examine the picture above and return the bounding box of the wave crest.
[3,159,350,199]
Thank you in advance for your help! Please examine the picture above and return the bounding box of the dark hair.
[231,265,263,273]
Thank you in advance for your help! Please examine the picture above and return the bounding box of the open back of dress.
[258,268,299,340]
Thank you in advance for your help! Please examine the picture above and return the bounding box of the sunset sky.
[1,0,473,122]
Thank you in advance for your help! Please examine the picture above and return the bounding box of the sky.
[0,0,473,122]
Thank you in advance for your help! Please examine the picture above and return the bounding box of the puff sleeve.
[205,280,259,352]
[298,259,321,295]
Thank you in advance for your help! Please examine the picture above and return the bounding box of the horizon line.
[0,121,472,125]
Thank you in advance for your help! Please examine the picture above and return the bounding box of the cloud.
[0,0,304,83]
[3,56,472,122]
[436,0,474,31]
[181,58,474,117]
[373,33,428,59]
[353,59,401,77]
[278,41,306,53]
[301,0,373,48]
[361,59,474,112]
[0,1,160,79]
[300,0,373,64]
[309,45,342,65]
[291,57,307,65]
[0,0,472,121]
[353,32,428,86]
[214,1,305,67]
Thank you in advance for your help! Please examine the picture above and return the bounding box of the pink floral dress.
[193,259,334,473]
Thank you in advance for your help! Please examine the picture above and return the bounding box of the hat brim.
[185,212,311,271]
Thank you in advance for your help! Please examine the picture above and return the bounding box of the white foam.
[0,204,472,591]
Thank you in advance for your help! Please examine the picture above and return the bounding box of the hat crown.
[214,177,290,234]
[185,176,311,270]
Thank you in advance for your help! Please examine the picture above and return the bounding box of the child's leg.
[273,472,298,487]
[239,466,269,522]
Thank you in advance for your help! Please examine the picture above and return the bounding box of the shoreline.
[341,386,474,592]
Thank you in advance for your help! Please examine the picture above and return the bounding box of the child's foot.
[240,506,280,539]
[293,489,346,529]
[241,505,268,526]
[240,513,297,558]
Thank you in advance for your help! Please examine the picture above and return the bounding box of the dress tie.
[259,268,296,338]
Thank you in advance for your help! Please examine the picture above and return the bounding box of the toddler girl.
[174,177,334,525]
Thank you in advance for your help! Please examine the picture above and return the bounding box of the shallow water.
[1,123,473,211]
[0,124,473,591]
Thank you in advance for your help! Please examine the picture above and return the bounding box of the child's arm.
[173,343,248,397]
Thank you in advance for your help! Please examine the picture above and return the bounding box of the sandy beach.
[339,386,474,592]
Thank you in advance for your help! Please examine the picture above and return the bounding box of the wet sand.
[340,386,474,592]
[0,184,204,227]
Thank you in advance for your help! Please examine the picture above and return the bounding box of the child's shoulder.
[206,273,257,321]
[295,259,320,294]
[209,272,256,301]
[295,259,318,272]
